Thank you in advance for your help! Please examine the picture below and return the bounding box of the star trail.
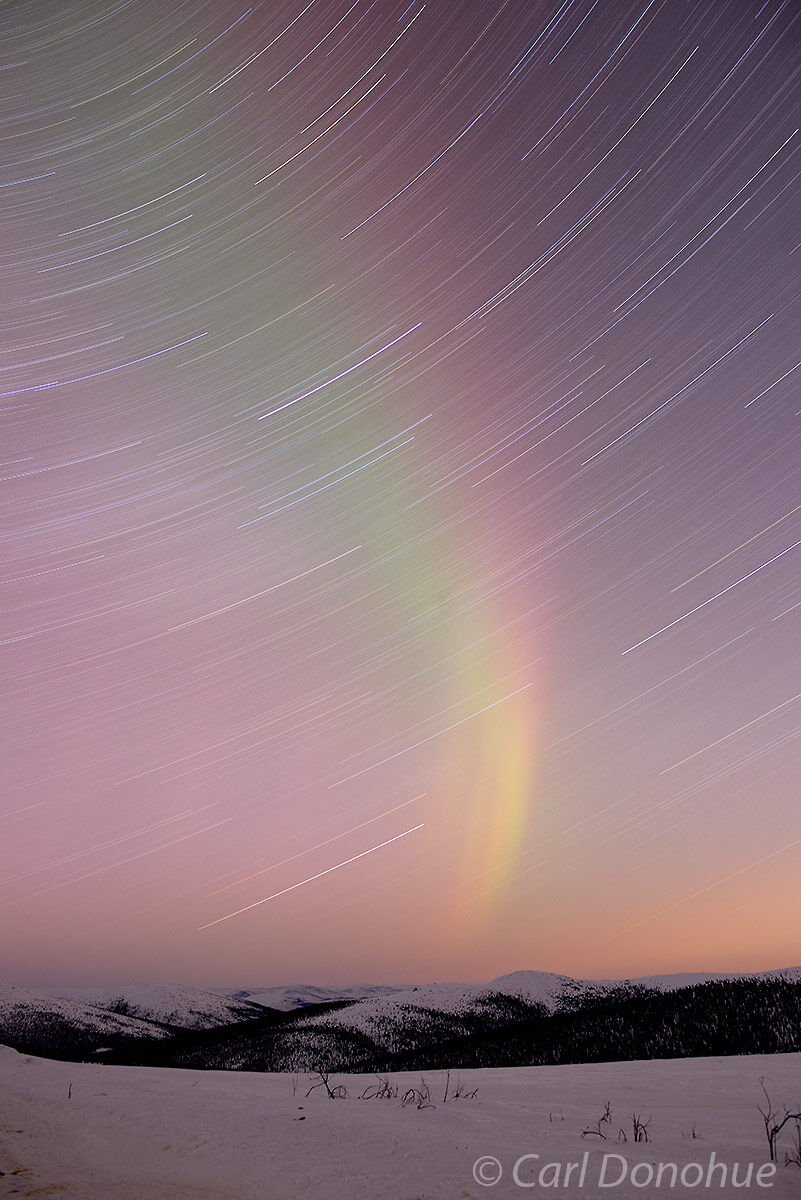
[3,0,800,987]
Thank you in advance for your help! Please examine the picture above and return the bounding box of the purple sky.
[3,0,801,988]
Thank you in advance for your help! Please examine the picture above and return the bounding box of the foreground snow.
[2,1045,799,1199]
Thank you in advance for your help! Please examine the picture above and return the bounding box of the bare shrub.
[582,1101,612,1139]
[758,1078,801,1163]
[401,1078,434,1109]
[443,1071,478,1102]
[783,1118,801,1168]
[631,1113,652,1143]
[306,1070,347,1099]
[360,1075,399,1100]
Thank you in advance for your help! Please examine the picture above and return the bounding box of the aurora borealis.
[3,0,800,988]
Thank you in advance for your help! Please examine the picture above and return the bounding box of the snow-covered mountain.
[0,981,172,1059]
[286,965,801,1048]
[5,965,799,1068]
[624,965,801,989]
[225,982,406,1011]
[223,966,801,1022]
[48,983,267,1030]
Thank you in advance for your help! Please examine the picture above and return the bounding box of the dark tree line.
[4,978,800,1074]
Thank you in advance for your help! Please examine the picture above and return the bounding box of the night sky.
[3,0,800,989]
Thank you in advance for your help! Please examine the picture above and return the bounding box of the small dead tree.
[758,1078,801,1162]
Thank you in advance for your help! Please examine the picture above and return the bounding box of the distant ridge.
[224,982,405,1012]
[3,966,799,1071]
[221,963,801,1019]
[0,981,172,1062]
[48,983,267,1030]
[288,965,801,1047]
